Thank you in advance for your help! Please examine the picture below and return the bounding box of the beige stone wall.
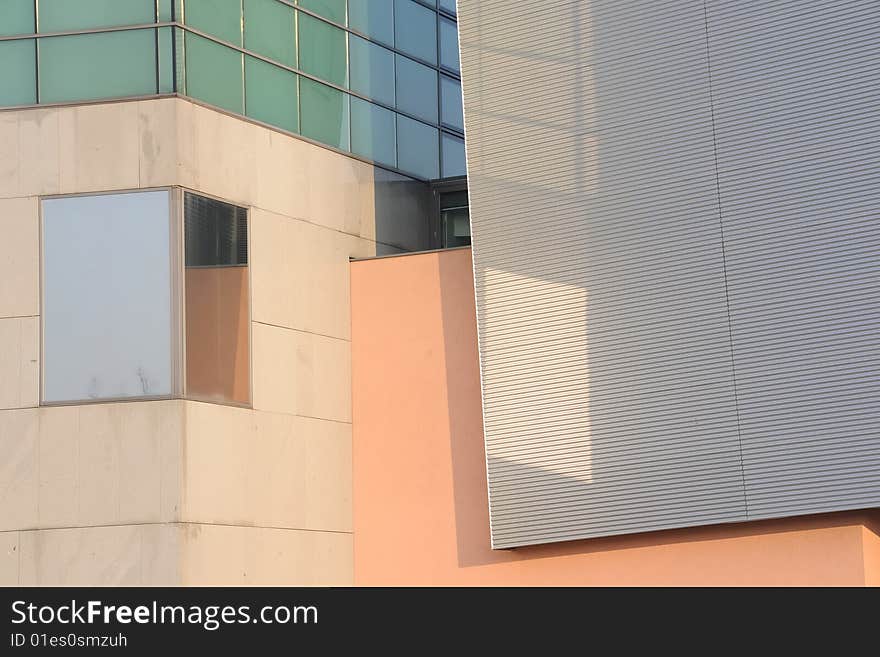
[0,97,431,585]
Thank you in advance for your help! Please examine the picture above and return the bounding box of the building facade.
[349,0,880,586]
[3,0,879,587]
[0,0,462,585]
[458,0,880,549]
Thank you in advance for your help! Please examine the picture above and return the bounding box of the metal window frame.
[38,186,254,410]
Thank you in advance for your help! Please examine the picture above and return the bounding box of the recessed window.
[41,190,251,406]
[42,191,175,403]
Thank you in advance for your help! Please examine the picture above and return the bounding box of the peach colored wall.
[351,248,880,586]
[863,518,880,586]
[185,266,250,404]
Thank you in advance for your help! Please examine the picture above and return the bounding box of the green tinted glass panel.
[300,77,349,150]
[158,27,174,93]
[394,0,436,65]
[349,35,394,106]
[39,0,154,32]
[348,0,392,47]
[396,55,437,123]
[0,40,36,106]
[350,97,395,167]
[159,0,173,21]
[39,30,156,103]
[185,32,243,112]
[244,0,295,67]
[0,0,35,36]
[298,12,346,88]
[184,0,242,45]
[245,56,298,133]
[439,0,456,15]
[397,114,438,179]
[297,0,345,25]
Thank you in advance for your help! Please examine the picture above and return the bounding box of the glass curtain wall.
[0,0,465,181]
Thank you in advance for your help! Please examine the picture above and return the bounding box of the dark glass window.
[440,190,470,248]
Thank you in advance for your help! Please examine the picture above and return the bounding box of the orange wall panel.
[351,248,880,586]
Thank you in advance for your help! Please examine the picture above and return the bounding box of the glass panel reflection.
[349,34,395,106]
[439,16,460,72]
[441,132,466,177]
[394,0,436,65]
[348,0,393,47]
[397,114,438,179]
[42,191,173,402]
[184,193,251,405]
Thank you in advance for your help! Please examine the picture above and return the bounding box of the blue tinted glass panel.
[39,30,157,103]
[394,0,436,65]
[441,132,465,177]
[185,32,244,113]
[440,75,463,131]
[349,35,395,107]
[350,97,396,168]
[348,0,393,47]
[397,115,438,179]
[395,54,437,124]
[439,16,459,72]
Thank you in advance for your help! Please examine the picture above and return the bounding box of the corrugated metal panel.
[459,0,748,548]
[706,0,880,518]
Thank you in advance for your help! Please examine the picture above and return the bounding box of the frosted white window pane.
[42,191,173,402]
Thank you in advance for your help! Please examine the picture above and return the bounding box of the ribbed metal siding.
[459,0,748,548]
[706,0,880,519]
